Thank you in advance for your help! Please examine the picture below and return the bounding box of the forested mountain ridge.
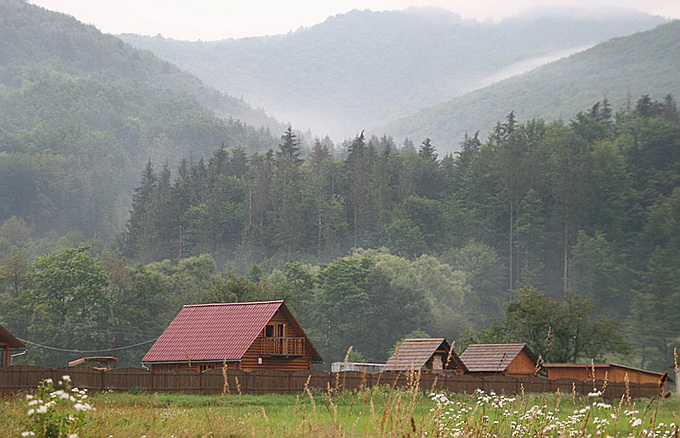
[120,7,665,140]
[0,0,279,130]
[0,0,280,239]
[382,19,680,150]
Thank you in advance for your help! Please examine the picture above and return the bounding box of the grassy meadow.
[2,379,680,437]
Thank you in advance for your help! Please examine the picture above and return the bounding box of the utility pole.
[113,335,118,368]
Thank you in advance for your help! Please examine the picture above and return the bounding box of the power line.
[17,337,158,353]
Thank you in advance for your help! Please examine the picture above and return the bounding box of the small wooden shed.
[142,300,322,372]
[460,343,539,377]
[384,338,467,374]
[0,323,25,367]
[543,363,664,384]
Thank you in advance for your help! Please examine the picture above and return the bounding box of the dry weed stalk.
[337,346,353,393]
[580,403,592,436]
[359,368,368,393]
[235,376,242,397]
[673,348,680,411]
[428,374,439,395]
[221,358,229,395]
[534,355,544,376]
[624,372,631,405]
[303,375,316,414]
[444,341,456,369]
[181,345,192,369]
[590,359,597,388]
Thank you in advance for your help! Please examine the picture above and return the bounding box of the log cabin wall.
[546,365,661,384]
[505,352,538,377]
[240,309,314,372]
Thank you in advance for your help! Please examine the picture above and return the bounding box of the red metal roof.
[143,301,285,363]
[460,343,537,373]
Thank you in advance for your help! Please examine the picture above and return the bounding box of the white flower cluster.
[22,375,94,437]
[428,388,673,437]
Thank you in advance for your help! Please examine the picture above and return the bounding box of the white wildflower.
[21,432,36,437]
[73,402,93,412]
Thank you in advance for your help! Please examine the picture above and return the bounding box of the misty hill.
[381,19,680,151]
[0,0,280,239]
[120,7,665,140]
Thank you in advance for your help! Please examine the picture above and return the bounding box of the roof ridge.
[404,337,445,341]
[183,300,284,308]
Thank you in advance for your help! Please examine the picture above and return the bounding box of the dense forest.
[2,96,679,371]
[0,0,280,239]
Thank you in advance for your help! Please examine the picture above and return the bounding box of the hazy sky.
[28,0,680,41]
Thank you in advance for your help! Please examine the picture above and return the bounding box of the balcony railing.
[260,337,304,356]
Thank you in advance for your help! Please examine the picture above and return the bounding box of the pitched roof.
[0,323,25,348]
[460,343,537,373]
[142,301,321,363]
[384,338,467,372]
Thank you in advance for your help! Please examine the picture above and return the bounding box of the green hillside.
[120,7,664,140]
[381,20,680,151]
[0,0,279,239]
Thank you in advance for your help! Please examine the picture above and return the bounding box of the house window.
[199,364,216,372]
[277,323,286,337]
[265,325,274,337]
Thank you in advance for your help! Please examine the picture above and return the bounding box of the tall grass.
[1,373,678,437]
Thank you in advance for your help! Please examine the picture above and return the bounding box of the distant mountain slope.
[380,20,680,151]
[0,0,280,133]
[120,7,665,139]
[0,0,279,238]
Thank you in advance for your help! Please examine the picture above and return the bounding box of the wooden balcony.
[260,337,304,356]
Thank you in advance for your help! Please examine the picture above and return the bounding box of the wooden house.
[543,363,664,384]
[142,301,322,372]
[384,338,467,373]
[0,323,25,367]
[460,343,539,377]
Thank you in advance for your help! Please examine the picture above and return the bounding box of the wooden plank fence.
[0,365,661,399]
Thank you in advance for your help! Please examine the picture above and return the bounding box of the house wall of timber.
[240,309,315,372]
[505,351,538,377]
[545,365,661,384]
